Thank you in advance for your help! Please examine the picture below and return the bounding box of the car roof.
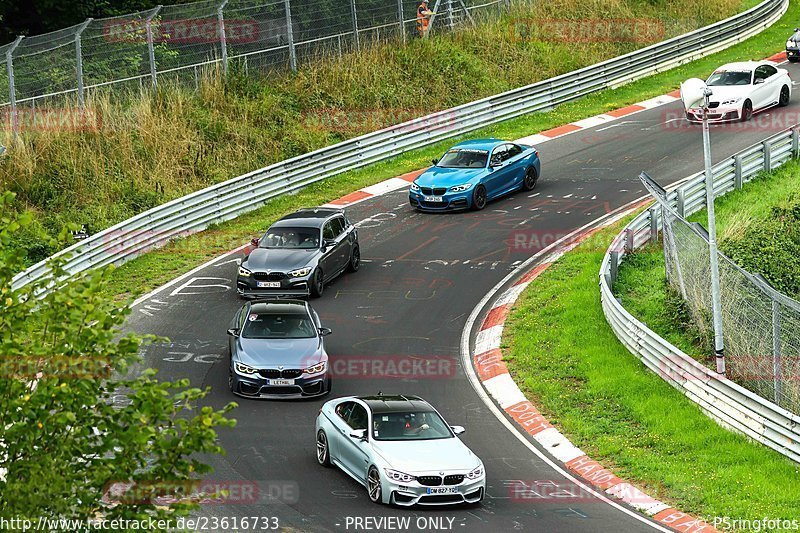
[714,61,771,71]
[450,138,506,151]
[272,207,344,228]
[357,394,436,414]
[248,299,309,314]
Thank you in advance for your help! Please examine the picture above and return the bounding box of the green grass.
[94,0,800,302]
[503,218,800,530]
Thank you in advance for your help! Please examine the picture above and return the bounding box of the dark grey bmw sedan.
[236,207,360,298]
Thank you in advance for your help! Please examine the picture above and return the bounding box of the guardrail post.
[397,0,406,45]
[446,0,455,29]
[609,251,619,285]
[146,7,161,89]
[284,0,297,72]
[734,154,743,190]
[648,207,658,243]
[772,297,782,406]
[624,228,634,253]
[793,128,800,159]
[218,1,229,75]
[762,140,771,172]
[75,19,92,110]
[5,36,23,143]
[676,188,686,218]
[350,0,360,49]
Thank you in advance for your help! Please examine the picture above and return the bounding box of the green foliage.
[0,191,236,521]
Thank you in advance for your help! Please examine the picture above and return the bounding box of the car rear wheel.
[310,268,324,298]
[367,466,382,504]
[228,368,235,393]
[472,185,487,211]
[316,430,332,467]
[348,245,360,272]
[740,100,753,122]
[523,167,538,191]
[780,85,790,107]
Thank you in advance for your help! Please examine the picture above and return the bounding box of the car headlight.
[410,182,420,192]
[788,40,796,47]
[449,183,474,192]
[721,98,742,105]
[304,361,327,375]
[238,266,251,277]
[234,362,259,375]
[288,266,313,278]
[384,469,415,483]
[465,464,484,480]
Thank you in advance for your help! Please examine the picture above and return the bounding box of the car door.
[319,220,342,281]
[485,145,511,197]
[752,65,775,109]
[338,402,372,481]
[503,143,526,190]
[330,216,352,272]
[761,64,782,105]
[329,401,354,461]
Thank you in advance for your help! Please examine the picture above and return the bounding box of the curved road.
[124,67,800,532]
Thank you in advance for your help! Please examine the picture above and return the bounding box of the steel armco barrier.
[600,128,800,463]
[10,0,787,293]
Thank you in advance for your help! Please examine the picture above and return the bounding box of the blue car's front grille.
[420,187,447,196]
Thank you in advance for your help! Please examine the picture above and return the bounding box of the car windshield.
[241,312,317,339]
[707,71,751,86]
[259,227,319,249]
[437,149,488,168]
[372,410,453,441]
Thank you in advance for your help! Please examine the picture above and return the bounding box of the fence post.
[350,0,360,49]
[284,0,297,72]
[397,0,406,45]
[447,0,455,29]
[792,128,800,159]
[762,140,771,172]
[5,36,23,143]
[648,207,658,243]
[772,297,782,406]
[676,187,685,218]
[146,7,162,89]
[733,154,743,190]
[75,19,92,110]
[218,0,229,75]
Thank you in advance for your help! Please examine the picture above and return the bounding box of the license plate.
[426,487,458,494]
[423,195,444,202]
[257,281,281,288]
[267,378,294,385]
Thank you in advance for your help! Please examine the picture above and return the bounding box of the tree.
[0,191,236,521]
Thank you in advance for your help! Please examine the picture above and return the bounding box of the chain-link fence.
[661,203,800,415]
[0,0,505,125]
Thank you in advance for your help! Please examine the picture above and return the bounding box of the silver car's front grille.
[416,476,442,487]
[443,475,464,485]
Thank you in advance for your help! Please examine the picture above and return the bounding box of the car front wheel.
[367,466,382,504]
[780,85,790,107]
[348,245,360,272]
[740,100,753,122]
[310,268,324,298]
[472,185,487,211]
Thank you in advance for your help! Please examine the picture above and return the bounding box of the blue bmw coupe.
[409,139,540,211]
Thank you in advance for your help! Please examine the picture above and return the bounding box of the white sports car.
[684,61,791,122]
[315,394,485,506]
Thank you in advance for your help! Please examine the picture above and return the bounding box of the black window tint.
[322,222,336,240]
[490,146,507,164]
[755,66,769,80]
[336,401,354,422]
[330,217,345,237]
[763,65,777,77]
[347,404,369,430]
[506,143,523,159]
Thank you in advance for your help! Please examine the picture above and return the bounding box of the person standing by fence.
[416,0,434,38]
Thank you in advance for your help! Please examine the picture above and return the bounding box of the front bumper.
[384,474,485,506]
[408,190,471,211]
[685,106,741,123]
[787,47,800,59]
[231,371,331,399]
[236,274,311,299]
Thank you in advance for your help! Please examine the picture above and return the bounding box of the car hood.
[236,337,324,367]
[416,167,485,187]
[371,437,481,473]
[244,247,316,272]
[702,85,752,103]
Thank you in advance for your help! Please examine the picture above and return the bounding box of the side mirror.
[349,429,367,441]
[794,27,799,31]
[754,78,765,84]
[318,327,332,336]
[431,158,439,166]
[226,328,239,337]
[250,237,260,246]
[450,425,465,436]
[322,239,336,250]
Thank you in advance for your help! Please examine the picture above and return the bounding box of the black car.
[237,207,360,298]
[227,299,332,399]
[787,29,800,62]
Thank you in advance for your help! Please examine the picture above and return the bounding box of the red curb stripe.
[766,51,788,62]
[399,169,426,182]
[653,509,718,532]
[565,455,623,490]
[481,304,511,330]
[505,401,553,436]
[667,89,681,98]
[606,104,646,118]
[514,262,552,285]
[329,190,372,206]
[540,124,582,138]
[474,348,509,381]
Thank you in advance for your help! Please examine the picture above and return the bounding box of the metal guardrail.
[10,0,787,293]
[600,128,800,463]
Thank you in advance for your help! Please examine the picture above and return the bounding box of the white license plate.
[423,195,444,202]
[426,487,458,494]
[267,378,294,385]
[257,281,281,288]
